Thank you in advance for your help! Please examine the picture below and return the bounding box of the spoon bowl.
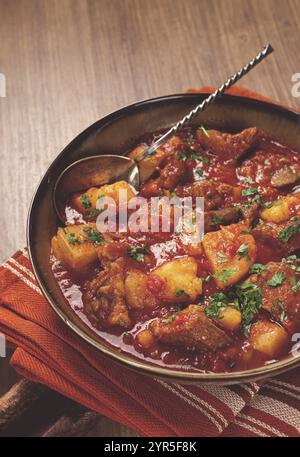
[53,154,139,222]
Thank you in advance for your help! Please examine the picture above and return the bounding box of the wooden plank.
[1,0,300,436]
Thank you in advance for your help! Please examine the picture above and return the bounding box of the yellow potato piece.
[219,306,242,332]
[71,180,136,214]
[250,321,288,358]
[152,257,202,302]
[202,225,256,289]
[51,223,100,270]
[260,195,300,224]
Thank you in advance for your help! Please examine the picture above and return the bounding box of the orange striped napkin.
[1,88,300,437]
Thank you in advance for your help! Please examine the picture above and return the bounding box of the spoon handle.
[136,43,273,162]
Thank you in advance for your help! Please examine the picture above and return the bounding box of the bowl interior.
[27,93,300,384]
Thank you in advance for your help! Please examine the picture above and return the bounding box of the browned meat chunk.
[197,127,262,161]
[252,219,300,257]
[83,258,131,328]
[150,305,232,351]
[252,261,300,324]
[204,207,241,231]
[140,153,186,197]
[174,180,240,211]
[271,165,300,188]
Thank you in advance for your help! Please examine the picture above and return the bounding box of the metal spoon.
[53,44,273,222]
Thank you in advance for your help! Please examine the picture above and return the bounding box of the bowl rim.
[27,92,300,383]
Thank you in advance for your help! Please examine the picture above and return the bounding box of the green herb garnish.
[249,263,268,275]
[177,151,187,161]
[175,289,188,298]
[276,299,287,322]
[205,292,228,319]
[211,214,223,227]
[82,227,104,246]
[279,223,300,243]
[235,280,262,335]
[242,187,259,197]
[128,244,148,262]
[65,232,81,245]
[237,243,250,260]
[80,194,91,209]
[162,314,177,324]
[267,271,286,287]
[213,267,237,284]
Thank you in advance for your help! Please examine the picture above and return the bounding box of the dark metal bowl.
[27,93,300,384]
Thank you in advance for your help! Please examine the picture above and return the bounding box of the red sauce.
[51,126,300,373]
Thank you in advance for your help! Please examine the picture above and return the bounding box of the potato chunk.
[152,257,202,302]
[51,223,102,270]
[202,224,256,289]
[71,180,136,214]
[249,321,288,358]
[125,270,157,309]
[260,194,300,224]
[219,306,242,332]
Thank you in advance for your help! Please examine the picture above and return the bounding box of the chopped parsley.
[279,222,300,243]
[249,263,268,275]
[210,214,223,227]
[205,292,228,319]
[82,227,104,246]
[65,232,81,245]
[276,299,287,322]
[213,267,237,284]
[80,194,91,209]
[87,208,101,218]
[175,289,188,298]
[262,201,274,209]
[216,252,228,264]
[266,271,286,287]
[128,244,148,262]
[198,155,210,164]
[237,243,250,260]
[162,314,177,324]
[235,280,262,335]
[195,168,203,177]
[240,177,254,184]
[177,151,187,161]
[241,187,259,197]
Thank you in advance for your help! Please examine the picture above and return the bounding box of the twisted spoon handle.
[136,43,273,162]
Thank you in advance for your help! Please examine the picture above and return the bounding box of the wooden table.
[0,0,300,437]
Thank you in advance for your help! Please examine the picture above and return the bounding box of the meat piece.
[125,270,157,308]
[253,261,300,324]
[151,305,232,351]
[175,180,222,210]
[252,219,300,257]
[197,127,262,161]
[239,202,260,226]
[204,207,241,232]
[175,180,241,211]
[83,257,131,328]
[271,165,300,188]
[128,145,167,183]
[140,153,186,197]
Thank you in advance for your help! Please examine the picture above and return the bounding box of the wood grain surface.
[0,0,300,437]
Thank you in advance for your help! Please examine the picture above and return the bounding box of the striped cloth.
[1,87,300,436]
[1,249,300,436]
